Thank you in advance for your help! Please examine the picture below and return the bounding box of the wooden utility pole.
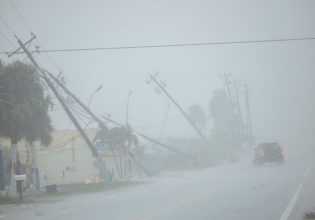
[233,80,245,138]
[44,71,195,161]
[13,35,99,158]
[11,35,194,167]
[72,136,75,166]
[244,83,253,142]
[221,74,240,136]
[222,73,234,105]
[149,74,212,149]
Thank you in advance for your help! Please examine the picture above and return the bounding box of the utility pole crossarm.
[8,34,36,57]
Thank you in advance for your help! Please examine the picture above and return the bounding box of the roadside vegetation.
[38,181,144,197]
[304,211,315,219]
[0,60,53,188]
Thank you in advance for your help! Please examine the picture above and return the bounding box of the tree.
[209,89,240,161]
[94,124,138,148]
[94,124,140,179]
[187,104,207,132]
[0,60,53,187]
[0,60,4,70]
[209,90,234,131]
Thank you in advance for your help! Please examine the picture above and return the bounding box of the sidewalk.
[0,181,145,206]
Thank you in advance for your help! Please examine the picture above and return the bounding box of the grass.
[0,181,145,205]
[0,194,32,205]
[36,181,145,197]
[0,195,19,205]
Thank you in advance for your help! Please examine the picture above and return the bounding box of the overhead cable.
[1,36,315,54]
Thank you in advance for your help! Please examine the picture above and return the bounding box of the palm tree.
[0,60,53,189]
[94,124,140,178]
[188,104,207,132]
[94,124,138,148]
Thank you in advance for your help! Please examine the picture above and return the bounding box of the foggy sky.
[1,0,315,148]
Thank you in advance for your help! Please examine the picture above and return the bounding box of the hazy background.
[1,0,315,150]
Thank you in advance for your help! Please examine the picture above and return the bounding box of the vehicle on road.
[254,142,285,165]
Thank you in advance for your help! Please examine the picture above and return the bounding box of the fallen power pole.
[97,115,194,161]
[11,35,194,164]
[222,73,241,136]
[137,132,194,161]
[149,74,212,149]
[9,35,194,180]
[12,35,99,158]
[244,83,253,143]
[233,80,245,137]
[43,70,194,161]
[44,69,108,129]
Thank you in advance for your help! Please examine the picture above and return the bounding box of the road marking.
[279,183,303,220]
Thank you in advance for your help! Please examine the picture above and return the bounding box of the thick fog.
[0,0,315,150]
[1,1,315,220]
[1,1,315,151]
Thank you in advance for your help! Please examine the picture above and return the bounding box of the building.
[0,128,139,189]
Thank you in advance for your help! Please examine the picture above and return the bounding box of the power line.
[1,36,315,54]
[67,100,95,122]
[52,84,95,122]
[0,15,15,36]
[9,0,32,33]
[0,31,15,49]
[8,1,63,72]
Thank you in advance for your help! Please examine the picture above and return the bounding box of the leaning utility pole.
[233,80,245,137]
[12,36,194,167]
[244,83,253,143]
[148,74,212,149]
[97,114,194,161]
[222,73,234,105]
[43,68,195,161]
[47,70,194,161]
[221,73,241,136]
[12,35,99,159]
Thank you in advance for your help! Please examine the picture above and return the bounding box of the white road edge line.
[279,183,303,220]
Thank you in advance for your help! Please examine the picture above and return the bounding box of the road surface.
[2,152,314,220]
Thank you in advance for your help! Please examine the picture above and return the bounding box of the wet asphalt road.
[2,152,314,220]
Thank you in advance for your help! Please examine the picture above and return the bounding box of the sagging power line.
[11,35,100,158]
